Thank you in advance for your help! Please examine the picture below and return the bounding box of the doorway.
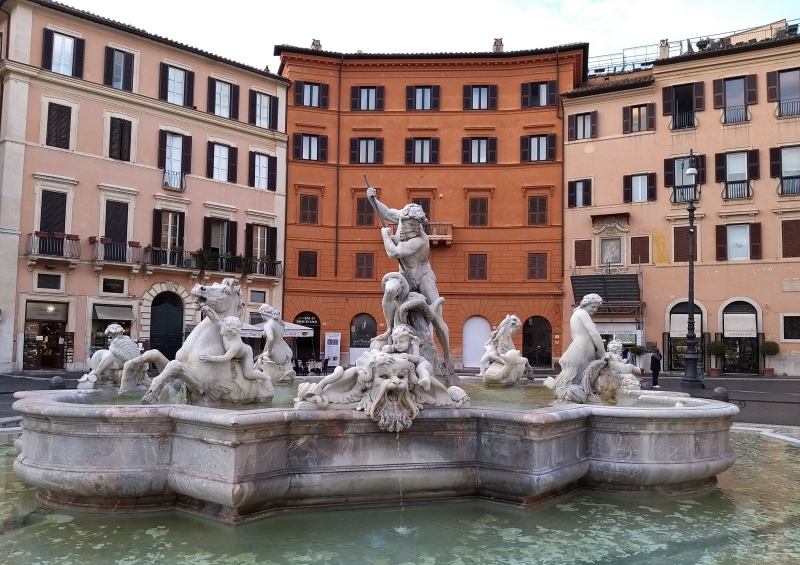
[462,316,491,367]
[722,300,759,374]
[523,316,552,367]
[150,292,184,361]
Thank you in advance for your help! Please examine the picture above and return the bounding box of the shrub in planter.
[629,345,645,366]
[762,341,780,376]
[707,341,727,375]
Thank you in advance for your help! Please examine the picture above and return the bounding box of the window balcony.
[723,180,752,200]
[779,98,800,118]
[25,232,81,273]
[90,238,143,276]
[162,170,185,191]
[780,176,800,195]
[244,258,283,286]
[671,185,700,204]
[143,247,200,282]
[387,222,453,246]
[671,112,696,130]
[724,105,748,124]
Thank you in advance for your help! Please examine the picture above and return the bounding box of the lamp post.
[681,149,703,390]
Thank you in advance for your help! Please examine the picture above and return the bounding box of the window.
[300,195,319,224]
[713,76,755,124]
[715,151,758,199]
[250,91,278,129]
[673,226,696,263]
[527,253,547,279]
[349,138,384,164]
[664,155,706,203]
[356,197,374,226]
[103,47,133,91]
[405,138,439,164]
[245,223,277,263]
[412,197,431,219]
[37,273,63,291]
[407,86,439,110]
[159,63,194,107]
[351,86,384,111]
[623,173,656,203]
[293,133,328,162]
[355,253,374,279]
[630,236,650,264]
[293,81,329,108]
[207,142,237,183]
[469,197,488,226]
[568,112,597,141]
[521,81,556,108]
[153,209,184,251]
[663,82,704,130]
[108,117,132,161]
[248,152,277,190]
[567,179,592,208]
[468,254,487,280]
[574,239,592,267]
[464,85,497,110]
[42,29,84,78]
[528,196,547,225]
[716,223,761,261]
[208,78,239,119]
[622,103,655,133]
[782,219,800,258]
[103,200,129,260]
[768,69,800,117]
[770,146,800,195]
[158,131,191,190]
[298,251,318,277]
[45,103,71,149]
[250,290,266,303]
[784,315,800,340]
[462,137,497,164]
[520,134,556,162]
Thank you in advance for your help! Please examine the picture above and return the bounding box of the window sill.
[722,197,755,205]
[778,193,800,202]
[721,120,750,127]
[775,113,800,123]
[669,127,697,134]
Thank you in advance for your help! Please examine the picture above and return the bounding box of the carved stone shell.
[109,336,141,363]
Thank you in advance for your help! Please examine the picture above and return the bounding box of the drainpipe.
[558,48,566,354]
[334,54,343,276]
[280,80,289,314]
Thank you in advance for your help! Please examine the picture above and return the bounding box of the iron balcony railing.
[146,248,197,269]
[91,240,143,263]
[780,176,800,195]
[724,105,748,124]
[246,258,283,277]
[26,233,81,258]
[163,170,185,191]
[671,111,696,130]
[387,222,453,239]
[724,180,751,199]
[779,98,800,117]
[672,185,700,204]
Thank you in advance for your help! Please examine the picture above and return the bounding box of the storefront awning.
[93,305,135,321]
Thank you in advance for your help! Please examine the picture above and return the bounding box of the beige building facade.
[0,0,289,372]
[562,26,800,375]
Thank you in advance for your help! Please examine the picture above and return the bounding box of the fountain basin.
[12,389,738,524]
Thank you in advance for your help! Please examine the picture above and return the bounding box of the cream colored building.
[562,22,800,375]
[0,0,289,372]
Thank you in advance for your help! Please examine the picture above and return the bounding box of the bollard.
[711,386,729,403]
[48,376,66,390]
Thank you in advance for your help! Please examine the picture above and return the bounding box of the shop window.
[250,290,266,303]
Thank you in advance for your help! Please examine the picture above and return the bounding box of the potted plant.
[232,253,247,274]
[707,341,727,376]
[193,248,219,277]
[629,345,645,367]
[762,341,780,377]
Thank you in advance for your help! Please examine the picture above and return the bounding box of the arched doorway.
[150,292,184,361]
[349,313,377,363]
[667,301,705,372]
[462,316,491,367]
[722,300,759,373]
[294,311,321,363]
[523,316,552,367]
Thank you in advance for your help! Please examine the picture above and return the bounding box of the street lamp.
[681,149,702,390]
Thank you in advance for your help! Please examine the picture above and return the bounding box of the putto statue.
[254,304,296,383]
[367,184,456,386]
[120,278,274,405]
[479,315,530,385]
[78,324,145,389]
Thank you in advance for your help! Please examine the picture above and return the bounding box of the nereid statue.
[479,314,530,385]
[254,304,296,382]
[79,324,145,389]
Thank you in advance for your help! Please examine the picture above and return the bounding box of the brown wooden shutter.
[488,85,498,109]
[158,62,169,101]
[674,226,688,262]
[203,217,213,250]
[228,147,238,183]
[293,133,302,159]
[158,130,167,169]
[521,83,531,108]
[181,135,192,174]
[462,137,471,163]
[583,180,592,206]
[431,86,440,110]
[226,220,238,256]
[646,103,656,130]
[244,223,254,258]
[248,89,257,125]
[120,119,131,161]
[122,52,134,91]
[230,84,240,120]
[109,117,121,159]
[375,138,384,163]
[748,149,760,179]
[716,224,727,261]
[248,151,256,187]
[782,219,799,258]
[463,85,471,110]
[528,196,547,225]
[268,155,277,191]
[72,38,85,78]
[696,154,707,184]
[575,240,591,266]
[770,147,782,177]
[590,111,598,138]
[152,209,163,247]
[430,138,439,163]
[520,136,530,162]
[567,181,576,208]
[528,253,547,279]
[623,175,632,202]
[487,137,497,163]
[647,172,657,201]
[176,211,185,247]
[42,29,54,70]
[622,106,631,134]
[269,95,279,129]
[630,236,649,264]
[766,71,779,102]
[207,77,216,113]
[745,74,757,105]
[103,47,114,86]
[206,141,215,178]
[715,153,726,183]
[567,114,576,141]
[351,86,359,111]
[546,133,556,160]
[376,86,384,110]
[319,83,329,108]
[267,227,277,262]
[662,87,673,116]
[468,254,487,279]
[185,71,195,107]
[547,80,558,106]
[713,79,724,109]
[318,136,328,162]
[294,81,304,105]
[405,138,413,164]
[750,222,762,260]
[693,81,705,111]
[350,138,358,164]
[406,86,414,110]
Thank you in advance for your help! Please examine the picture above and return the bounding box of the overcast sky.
[61,0,797,73]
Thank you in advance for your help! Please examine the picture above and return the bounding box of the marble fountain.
[10,191,739,532]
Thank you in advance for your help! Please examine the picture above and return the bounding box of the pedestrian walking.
[650,347,663,388]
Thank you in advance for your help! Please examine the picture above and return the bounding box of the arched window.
[523,316,552,367]
[462,316,491,367]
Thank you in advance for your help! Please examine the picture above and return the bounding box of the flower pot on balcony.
[128,241,141,247]
[709,367,722,377]
[66,234,79,241]
[763,368,775,377]
[100,237,112,245]
[88,236,98,244]
[53,232,66,239]
[35,231,48,238]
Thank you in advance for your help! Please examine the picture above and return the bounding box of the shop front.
[721,301,760,374]
[594,321,641,349]
[23,301,71,370]
[90,304,136,357]
[667,304,706,373]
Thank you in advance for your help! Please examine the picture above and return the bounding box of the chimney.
[493,38,504,53]
[311,39,322,51]
[658,39,669,59]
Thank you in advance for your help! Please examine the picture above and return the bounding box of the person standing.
[650,347,663,388]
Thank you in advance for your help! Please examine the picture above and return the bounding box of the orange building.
[275,41,587,368]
